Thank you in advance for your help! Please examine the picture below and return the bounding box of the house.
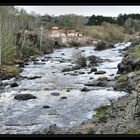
[46,27,83,38]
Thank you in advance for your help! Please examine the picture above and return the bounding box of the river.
[0,42,131,134]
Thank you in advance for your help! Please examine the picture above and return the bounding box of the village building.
[46,27,83,38]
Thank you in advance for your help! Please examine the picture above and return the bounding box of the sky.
[15,6,140,17]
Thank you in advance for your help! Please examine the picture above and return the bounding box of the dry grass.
[0,65,21,76]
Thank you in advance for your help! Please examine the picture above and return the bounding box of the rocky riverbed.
[0,42,131,134]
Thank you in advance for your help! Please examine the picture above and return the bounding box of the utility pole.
[0,25,1,66]
[40,26,43,52]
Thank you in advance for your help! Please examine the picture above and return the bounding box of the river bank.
[0,42,132,134]
[49,40,140,134]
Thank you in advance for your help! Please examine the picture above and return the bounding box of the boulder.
[0,72,13,80]
[117,54,134,74]
[81,87,90,92]
[31,57,39,61]
[66,89,70,92]
[94,70,106,75]
[41,59,47,62]
[89,77,94,80]
[81,50,85,52]
[84,80,107,87]
[14,94,37,100]
[33,62,46,65]
[69,73,79,76]
[43,124,62,134]
[61,53,65,55]
[50,92,60,96]
[11,82,19,87]
[60,96,67,99]
[28,76,41,80]
[97,77,108,81]
[59,60,66,63]
[79,71,85,74]
[43,105,50,109]
[90,68,97,73]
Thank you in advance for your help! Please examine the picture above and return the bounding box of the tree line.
[1,6,140,66]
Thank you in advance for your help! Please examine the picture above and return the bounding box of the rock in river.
[79,71,85,74]
[81,87,90,92]
[43,105,50,109]
[28,76,41,80]
[61,53,65,55]
[66,89,70,92]
[50,92,60,96]
[14,94,37,100]
[33,62,46,65]
[84,80,107,87]
[94,70,106,75]
[60,96,67,99]
[69,73,79,76]
[11,82,19,87]
[90,68,97,73]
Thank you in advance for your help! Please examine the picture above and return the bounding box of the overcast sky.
[15,6,140,17]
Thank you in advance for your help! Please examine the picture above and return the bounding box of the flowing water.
[0,42,131,134]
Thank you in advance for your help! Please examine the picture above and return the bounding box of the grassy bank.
[95,105,112,118]
[0,65,22,80]
[80,22,125,43]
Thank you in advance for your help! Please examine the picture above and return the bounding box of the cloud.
[15,6,140,17]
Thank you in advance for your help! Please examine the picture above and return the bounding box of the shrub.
[95,105,111,118]
[81,22,124,42]
[41,40,54,54]
[73,50,87,68]
[117,74,128,83]
[95,41,106,50]
[69,41,80,47]
[21,44,39,58]
[127,129,140,134]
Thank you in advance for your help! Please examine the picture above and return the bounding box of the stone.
[50,92,60,96]
[61,53,65,55]
[90,68,97,73]
[81,87,90,92]
[43,105,50,109]
[28,76,41,80]
[79,71,85,74]
[110,74,115,76]
[11,82,19,87]
[85,80,107,87]
[97,77,108,81]
[88,72,92,74]
[33,62,46,65]
[66,89,70,92]
[41,59,47,62]
[89,77,94,80]
[43,124,62,134]
[59,60,66,63]
[14,94,37,100]
[81,50,85,52]
[94,71,106,75]
[69,73,79,76]
[61,96,67,99]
